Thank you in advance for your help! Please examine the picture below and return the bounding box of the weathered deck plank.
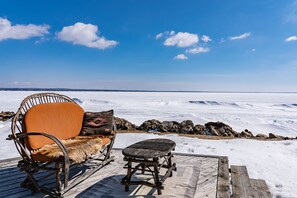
[231,165,255,198]
[0,150,272,198]
[0,150,223,197]
[194,157,218,198]
[250,179,272,198]
[216,157,230,198]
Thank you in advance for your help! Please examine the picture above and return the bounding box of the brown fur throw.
[31,136,103,163]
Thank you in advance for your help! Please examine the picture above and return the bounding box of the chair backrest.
[24,102,84,150]
[11,93,84,151]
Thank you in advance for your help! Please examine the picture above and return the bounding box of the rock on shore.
[0,111,15,121]
[115,118,296,140]
[1,110,295,140]
[114,117,137,131]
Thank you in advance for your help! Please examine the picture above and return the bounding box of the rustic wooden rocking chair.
[7,93,116,197]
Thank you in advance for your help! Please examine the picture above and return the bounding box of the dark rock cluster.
[1,110,295,140]
[137,119,162,132]
[160,121,180,133]
[0,111,15,121]
[114,117,296,140]
[137,119,204,134]
[205,121,237,137]
[114,117,137,131]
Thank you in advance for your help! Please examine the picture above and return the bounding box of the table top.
[122,138,176,159]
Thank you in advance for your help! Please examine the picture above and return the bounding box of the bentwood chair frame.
[7,93,116,197]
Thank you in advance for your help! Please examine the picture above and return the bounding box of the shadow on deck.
[0,149,271,198]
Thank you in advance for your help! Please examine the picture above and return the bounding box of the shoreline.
[115,130,295,141]
[1,109,296,141]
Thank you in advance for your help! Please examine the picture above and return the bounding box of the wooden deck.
[230,166,272,198]
[0,149,271,197]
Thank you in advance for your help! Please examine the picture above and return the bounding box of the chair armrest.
[14,133,68,159]
[9,132,70,188]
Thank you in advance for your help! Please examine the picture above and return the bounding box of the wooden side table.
[121,138,176,195]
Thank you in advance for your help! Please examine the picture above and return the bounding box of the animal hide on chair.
[31,136,103,163]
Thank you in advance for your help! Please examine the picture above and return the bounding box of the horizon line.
[0,87,296,94]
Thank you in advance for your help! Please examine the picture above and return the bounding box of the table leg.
[125,161,132,191]
[168,152,173,177]
[153,158,162,195]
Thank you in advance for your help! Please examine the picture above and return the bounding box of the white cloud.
[164,32,198,47]
[34,37,49,44]
[156,30,175,40]
[219,38,225,43]
[12,81,32,86]
[169,30,175,35]
[2,81,32,86]
[186,46,210,54]
[251,48,256,52]
[174,54,188,60]
[229,32,251,40]
[201,35,212,42]
[0,18,49,41]
[285,36,297,42]
[57,22,118,49]
[155,33,163,39]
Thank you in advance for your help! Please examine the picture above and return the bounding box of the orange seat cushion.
[24,102,84,150]
[101,137,111,146]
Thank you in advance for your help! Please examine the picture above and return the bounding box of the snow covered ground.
[0,91,297,197]
[114,133,297,198]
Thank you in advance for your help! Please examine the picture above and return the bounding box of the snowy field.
[0,91,297,197]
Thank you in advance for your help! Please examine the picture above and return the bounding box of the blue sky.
[0,0,297,91]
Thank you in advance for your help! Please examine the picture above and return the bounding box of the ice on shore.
[2,91,297,136]
[0,91,297,197]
